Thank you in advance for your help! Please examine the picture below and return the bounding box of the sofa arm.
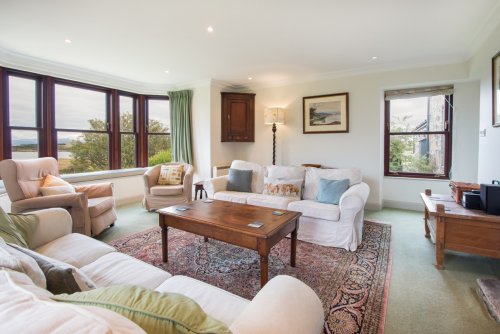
[229,275,324,334]
[339,182,370,213]
[75,182,114,199]
[10,193,88,212]
[203,176,228,198]
[24,208,72,249]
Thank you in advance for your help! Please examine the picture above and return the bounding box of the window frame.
[145,95,171,166]
[0,66,170,171]
[384,94,453,179]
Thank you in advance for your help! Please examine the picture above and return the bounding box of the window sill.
[384,176,450,182]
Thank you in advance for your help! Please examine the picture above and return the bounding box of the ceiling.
[1,0,499,89]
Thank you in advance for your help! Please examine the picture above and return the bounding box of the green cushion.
[52,285,232,334]
[0,207,29,248]
[315,178,350,205]
[7,212,38,247]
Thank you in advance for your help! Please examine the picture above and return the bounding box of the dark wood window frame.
[384,94,453,179]
[0,66,169,170]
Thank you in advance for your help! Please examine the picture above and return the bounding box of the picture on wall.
[303,92,349,134]
[493,51,500,127]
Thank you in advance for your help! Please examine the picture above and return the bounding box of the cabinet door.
[221,93,255,142]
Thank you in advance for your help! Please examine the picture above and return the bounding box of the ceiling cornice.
[0,47,171,95]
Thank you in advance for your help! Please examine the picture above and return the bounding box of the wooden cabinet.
[221,92,255,142]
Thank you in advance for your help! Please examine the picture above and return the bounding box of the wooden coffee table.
[158,200,301,287]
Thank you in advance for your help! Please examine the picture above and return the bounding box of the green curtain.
[168,90,193,164]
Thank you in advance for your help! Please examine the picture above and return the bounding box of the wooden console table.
[421,189,500,269]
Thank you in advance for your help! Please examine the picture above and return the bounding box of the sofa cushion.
[0,270,145,334]
[157,164,183,185]
[267,165,306,180]
[35,233,116,268]
[40,185,76,196]
[226,168,253,192]
[247,194,299,210]
[230,160,266,193]
[213,191,253,204]
[150,185,183,196]
[0,237,46,288]
[316,178,350,205]
[10,244,96,294]
[88,196,115,218]
[81,252,171,290]
[155,275,250,327]
[53,285,231,334]
[263,177,302,198]
[287,200,340,221]
[303,167,362,200]
[42,174,71,187]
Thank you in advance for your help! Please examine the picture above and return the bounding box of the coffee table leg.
[260,254,269,287]
[204,236,209,242]
[291,221,297,267]
[161,225,168,262]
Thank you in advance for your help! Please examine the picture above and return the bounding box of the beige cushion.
[40,185,75,196]
[155,275,249,326]
[267,165,306,180]
[287,200,340,221]
[230,160,266,193]
[150,185,184,196]
[35,233,115,268]
[263,177,302,198]
[88,196,114,217]
[157,164,183,185]
[42,174,70,187]
[81,252,171,290]
[0,270,145,334]
[247,194,299,210]
[0,237,46,288]
[303,168,362,200]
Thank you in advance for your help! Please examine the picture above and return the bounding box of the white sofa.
[0,208,324,334]
[204,160,370,251]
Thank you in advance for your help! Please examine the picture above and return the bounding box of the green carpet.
[100,204,500,333]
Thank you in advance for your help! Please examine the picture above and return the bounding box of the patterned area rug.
[109,220,392,334]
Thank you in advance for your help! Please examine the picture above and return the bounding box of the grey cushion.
[226,168,253,193]
[10,244,82,295]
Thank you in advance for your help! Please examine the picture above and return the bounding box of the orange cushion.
[42,175,70,187]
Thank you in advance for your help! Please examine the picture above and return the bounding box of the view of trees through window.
[2,68,171,173]
[386,94,451,178]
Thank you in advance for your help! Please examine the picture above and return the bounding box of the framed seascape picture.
[493,51,500,127]
[303,92,349,134]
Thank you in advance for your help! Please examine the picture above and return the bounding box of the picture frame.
[493,51,500,127]
[303,92,349,134]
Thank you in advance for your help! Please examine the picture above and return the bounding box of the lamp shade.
[264,108,286,125]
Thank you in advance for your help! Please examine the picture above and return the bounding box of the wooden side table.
[194,181,207,200]
[421,188,500,269]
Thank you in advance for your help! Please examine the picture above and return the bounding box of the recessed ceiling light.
[64,39,72,44]
[164,70,169,74]
[207,26,214,33]
[248,77,253,81]
[371,56,378,60]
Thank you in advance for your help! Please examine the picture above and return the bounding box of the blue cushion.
[226,168,253,192]
[315,178,350,205]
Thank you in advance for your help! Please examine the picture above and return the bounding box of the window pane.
[119,96,134,132]
[389,96,446,132]
[389,134,445,174]
[11,130,38,159]
[9,76,37,127]
[57,131,109,173]
[55,84,107,130]
[148,134,171,166]
[148,99,169,134]
[121,134,136,168]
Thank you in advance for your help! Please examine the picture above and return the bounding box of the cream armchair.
[0,157,117,237]
[142,163,194,211]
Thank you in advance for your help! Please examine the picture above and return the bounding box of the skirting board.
[383,200,424,212]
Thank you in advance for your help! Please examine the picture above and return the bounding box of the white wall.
[190,83,212,182]
[469,23,500,183]
[241,63,478,210]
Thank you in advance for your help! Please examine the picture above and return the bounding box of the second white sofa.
[204,160,370,251]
